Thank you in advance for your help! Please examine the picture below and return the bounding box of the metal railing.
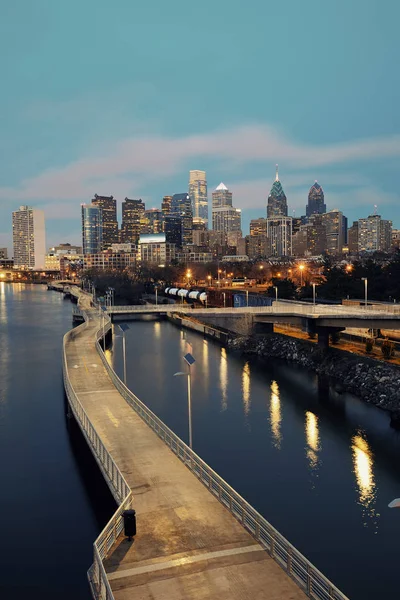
[95,329,349,600]
[62,302,132,600]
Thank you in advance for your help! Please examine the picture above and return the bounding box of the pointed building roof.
[215,182,228,191]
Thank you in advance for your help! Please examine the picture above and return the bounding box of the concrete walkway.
[65,298,307,600]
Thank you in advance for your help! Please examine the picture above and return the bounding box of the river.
[108,317,400,600]
[0,284,116,600]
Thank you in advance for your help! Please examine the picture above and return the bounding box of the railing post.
[307,565,312,595]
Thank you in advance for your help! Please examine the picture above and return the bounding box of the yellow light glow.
[277,272,281,277]
[0,273,5,279]
[352,433,376,517]
[207,275,212,280]
[154,321,161,338]
[242,362,251,415]
[299,264,305,271]
[346,264,352,272]
[305,411,320,470]
[270,380,282,448]
[220,347,228,410]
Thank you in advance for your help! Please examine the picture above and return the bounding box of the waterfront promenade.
[63,290,345,599]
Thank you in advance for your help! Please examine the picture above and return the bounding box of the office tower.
[292,214,327,257]
[348,222,359,253]
[212,207,242,236]
[138,233,176,265]
[162,195,172,216]
[91,194,118,249]
[120,198,145,244]
[143,209,163,234]
[358,214,391,252]
[171,193,193,246]
[12,206,46,269]
[321,210,346,254]
[192,219,207,247]
[306,181,326,218]
[189,170,208,224]
[266,217,292,257]
[164,215,182,247]
[267,165,288,218]
[0,248,8,259]
[81,204,103,255]
[250,218,266,237]
[392,229,400,250]
[212,182,232,208]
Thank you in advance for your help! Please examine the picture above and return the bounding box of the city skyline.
[1,1,399,251]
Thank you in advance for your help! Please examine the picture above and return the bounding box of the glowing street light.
[273,286,278,302]
[312,283,317,306]
[173,352,196,449]
[362,277,368,308]
[299,264,305,287]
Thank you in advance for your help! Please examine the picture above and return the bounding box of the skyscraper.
[91,194,118,250]
[267,165,288,218]
[212,182,232,208]
[120,198,145,244]
[12,205,46,269]
[164,215,182,248]
[322,209,346,254]
[161,195,172,216]
[266,217,292,257]
[306,182,326,218]
[358,214,392,253]
[170,193,193,246]
[189,170,208,224]
[143,209,163,234]
[81,204,103,255]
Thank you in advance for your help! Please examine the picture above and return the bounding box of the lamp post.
[155,285,158,306]
[273,286,278,303]
[118,323,129,385]
[174,352,196,449]
[100,306,106,350]
[299,264,305,287]
[246,290,249,307]
[362,277,368,308]
[312,283,317,306]
[223,292,226,308]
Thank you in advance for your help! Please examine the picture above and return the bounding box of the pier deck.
[64,300,308,599]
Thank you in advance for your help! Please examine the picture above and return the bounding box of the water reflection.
[104,348,113,366]
[202,340,209,382]
[305,411,321,471]
[154,321,161,339]
[352,432,378,527]
[269,380,282,449]
[242,362,251,416]
[219,347,228,411]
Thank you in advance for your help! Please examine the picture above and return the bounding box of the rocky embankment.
[229,333,400,417]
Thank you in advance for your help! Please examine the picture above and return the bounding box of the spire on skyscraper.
[275,164,279,182]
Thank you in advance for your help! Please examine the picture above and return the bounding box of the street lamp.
[173,352,196,449]
[273,285,278,303]
[246,290,249,307]
[100,306,107,350]
[299,264,305,287]
[222,292,226,307]
[118,323,129,385]
[362,277,368,308]
[312,283,317,306]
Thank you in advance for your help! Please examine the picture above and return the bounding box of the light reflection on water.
[219,347,228,411]
[305,411,321,472]
[242,362,251,416]
[269,380,282,449]
[352,432,379,529]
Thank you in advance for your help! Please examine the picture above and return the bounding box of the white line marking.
[107,544,262,580]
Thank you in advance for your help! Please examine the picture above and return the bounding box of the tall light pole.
[100,306,107,350]
[118,323,129,385]
[273,286,278,303]
[362,277,368,308]
[246,290,249,307]
[312,283,317,306]
[174,352,196,449]
[155,285,158,306]
[299,264,305,287]
[223,292,226,307]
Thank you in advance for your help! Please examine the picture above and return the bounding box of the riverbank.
[229,333,400,417]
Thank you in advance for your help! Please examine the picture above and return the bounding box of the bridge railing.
[95,328,349,600]
[62,302,132,600]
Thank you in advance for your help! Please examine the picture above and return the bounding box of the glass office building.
[81,204,103,255]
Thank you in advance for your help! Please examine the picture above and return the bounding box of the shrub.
[381,339,395,359]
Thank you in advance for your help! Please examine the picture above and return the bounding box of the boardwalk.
[64,293,338,600]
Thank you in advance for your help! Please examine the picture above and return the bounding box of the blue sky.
[1,0,399,252]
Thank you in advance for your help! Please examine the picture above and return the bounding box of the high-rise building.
[0,248,8,259]
[138,233,176,265]
[91,194,118,249]
[266,217,292,257]
[212,207,242,236]
[358,214,392,253]
[348,221,359,254]
[120,198,145,244]
[292,214,326,257]
[250,218,266,237]
[164,215,182,248]
[212,182,232,208]
[267,165,288,218]
[161,195,172,216]
[81,204,103,255]
[170,193,193,246]
[321,210,346,254]
[392,229,400,250]
[143,209,163,234]
[12,206,46,269]
[306,182,326,218]
[189,170,208,224]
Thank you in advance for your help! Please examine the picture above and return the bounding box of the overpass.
[62,289,348,600]
[107,302,400,346]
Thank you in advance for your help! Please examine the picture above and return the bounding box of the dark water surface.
[0,284,116,600]
[109,318,400,600]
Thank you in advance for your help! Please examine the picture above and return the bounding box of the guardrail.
[62,300,132,600]
[95,328,349,600]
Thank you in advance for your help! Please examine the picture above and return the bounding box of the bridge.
[62,288,348,600]
[107,302,400,346]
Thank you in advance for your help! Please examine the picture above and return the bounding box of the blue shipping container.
[233,294,274,308]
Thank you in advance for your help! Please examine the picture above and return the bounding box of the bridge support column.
[317,330,330,349]
[253,321,274,335]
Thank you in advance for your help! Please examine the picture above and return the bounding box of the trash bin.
[123,509,136,540]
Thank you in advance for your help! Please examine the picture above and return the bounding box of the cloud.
[1,124,399,205]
